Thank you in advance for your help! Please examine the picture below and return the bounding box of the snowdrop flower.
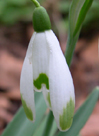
[20,4,75,132]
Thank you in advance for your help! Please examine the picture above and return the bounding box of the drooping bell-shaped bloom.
[20,6,75,132]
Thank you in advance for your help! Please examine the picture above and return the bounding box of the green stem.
[65,32,79,67]
[42,111,54,136]
[31,0,40,7]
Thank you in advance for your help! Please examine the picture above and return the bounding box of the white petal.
[20,35,36,122]
[26,32,36,63]
[45,30,75,131]
[32,32,49,92]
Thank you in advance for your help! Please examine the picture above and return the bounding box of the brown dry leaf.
[0,108,13,122]
[0,88,21,100]
[0,50,22,89]
[0,96,12,109]
[0,119,5,129]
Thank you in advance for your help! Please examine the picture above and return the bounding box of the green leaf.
[42,111,54,136]
[65,0,93,66]
[32,111,57,136]
[56,87,99,136]
[49,119,57,136]
[82,1,99,27]
[69,0,93,37]
[1,92,47,136]
[77,134,81,136]
[33,115,48,136]
[73,0,93,36]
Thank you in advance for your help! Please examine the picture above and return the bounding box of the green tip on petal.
[47,92,51,108]
[33,73,49,90]
[21,95,33,121]
[33,7,51,32]
[59,98,75,131]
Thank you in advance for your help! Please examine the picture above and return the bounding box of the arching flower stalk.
[20,0,75,132]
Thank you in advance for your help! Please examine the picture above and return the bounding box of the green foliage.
[0,0,44,25]
[1,92,57,136]
[73,0,93,36]
[59,0,99,34]
[82,1,99,29]
[42,112,56,136]
[1,0,99,27]
[1,92,47,136]
[65,0,93,66]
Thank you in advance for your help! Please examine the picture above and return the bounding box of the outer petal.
[20,33,36,122]
[45,30,75,131]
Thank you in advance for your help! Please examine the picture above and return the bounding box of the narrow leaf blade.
[65,0,93,66]
[1,92,47,136]
[73,0,93,36]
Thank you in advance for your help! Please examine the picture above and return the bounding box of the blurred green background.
[0,0,99,37]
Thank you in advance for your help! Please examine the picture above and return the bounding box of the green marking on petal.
[33,73,49,90]
[21,95,33,121]
[47,92,51,108]
[59,98,75,131]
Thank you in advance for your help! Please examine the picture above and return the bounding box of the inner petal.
[32,32,49,92]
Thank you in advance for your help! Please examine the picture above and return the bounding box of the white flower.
[20,30,75,131]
